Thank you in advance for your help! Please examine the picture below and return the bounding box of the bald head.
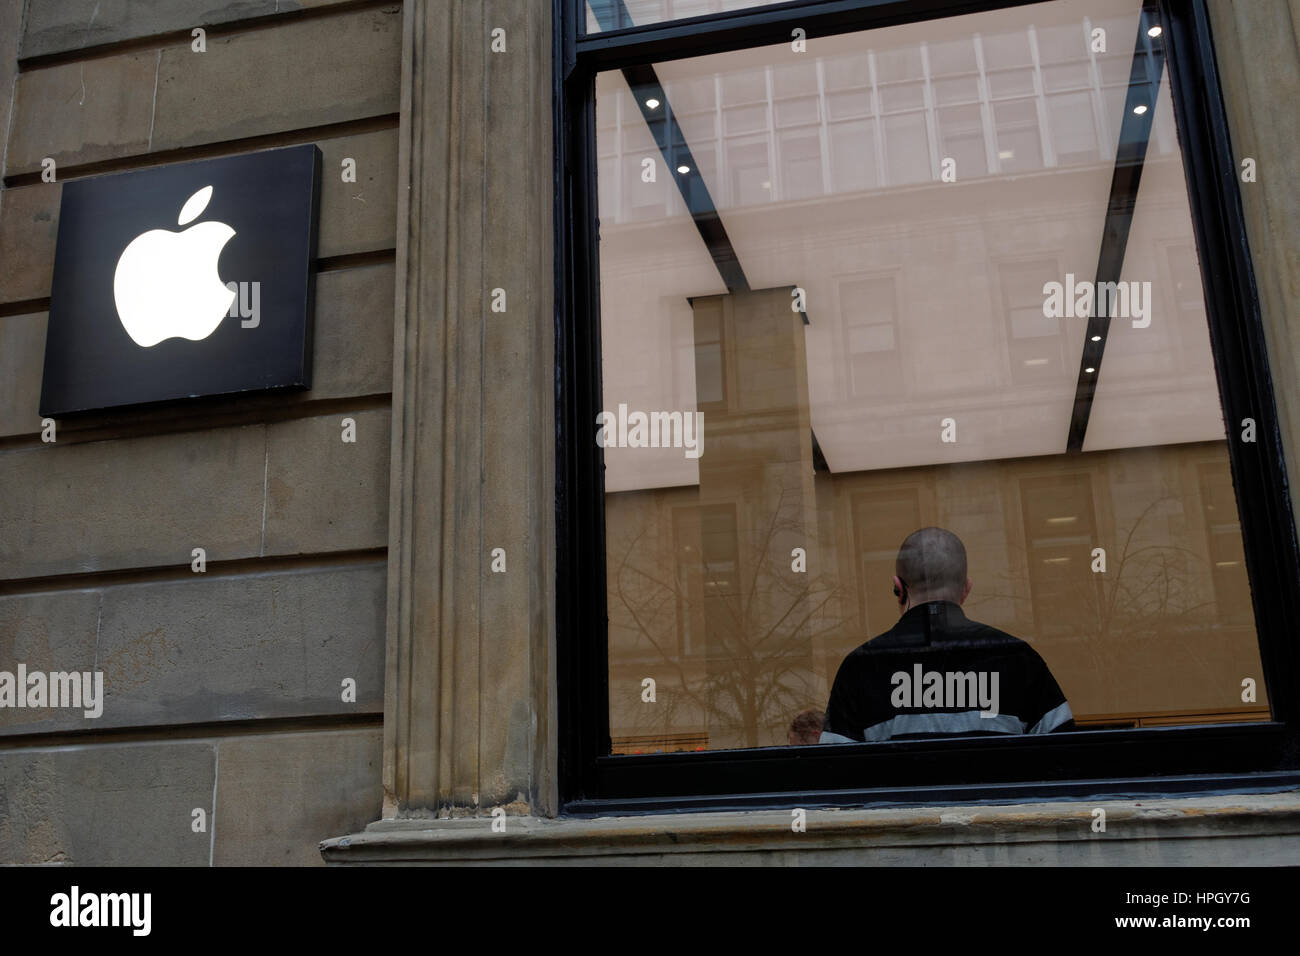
[896,527,968,605]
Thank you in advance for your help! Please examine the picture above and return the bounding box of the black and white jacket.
[821,601,1074,744]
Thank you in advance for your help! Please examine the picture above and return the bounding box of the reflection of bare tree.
[609,485,843,749]
[1092,499,1214,625]
[1076,497,1219,693]
[969,495,1219,696]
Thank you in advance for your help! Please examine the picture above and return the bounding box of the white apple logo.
[112,185,237,348]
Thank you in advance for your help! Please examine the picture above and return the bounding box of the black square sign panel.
[39,144,321,417]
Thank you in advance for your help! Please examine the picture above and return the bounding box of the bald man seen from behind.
[821,527,1074,744]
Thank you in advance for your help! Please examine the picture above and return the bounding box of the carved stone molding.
[383,0,555,817]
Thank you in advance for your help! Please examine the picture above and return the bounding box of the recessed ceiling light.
[1085,366,1096,373]
[998,150,1014,160]
[1047,516,1078,525]
[645,98,661,109]
[1147,25,1162,38]
[761,181,772,189]
[1133,104,1148,115]
[1091,335,1102,341]
[1043,557,1070,564]
[676,164,691,174]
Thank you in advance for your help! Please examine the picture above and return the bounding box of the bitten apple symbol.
[112,185,236,347]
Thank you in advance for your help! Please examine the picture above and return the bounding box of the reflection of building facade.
[600,3,1266,752]
[608,371,1265,752]
[598,12,1171,214]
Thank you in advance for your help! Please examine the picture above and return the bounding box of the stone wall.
[0,0,399,865]
[1207,1,1300,497]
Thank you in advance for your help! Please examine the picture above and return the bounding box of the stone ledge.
[321,791,1300,865]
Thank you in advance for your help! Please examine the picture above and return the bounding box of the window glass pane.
[830,119,877,191]
[876,46,925,83]
[725,137,770,205]
[774,96,819,126]
[1049,91,1099,164]
[827,87,872,120]
[994,99,1044,171]
[723,104,766,135]
[934,74,982,106]
[987,67,1037,98]
[884,112,931,185]
[774,62,818,98]
[693,306,725,405]
[721,68,766,106]
[1042,61,1092,91]
[597,0,1268,754]
[982,28,1034,67]
[881,81,927,112]
[587,0,795,34]
[938,104,988,178]
[779,132,823,199]
[930,38,979,75]
[841,276,902,398]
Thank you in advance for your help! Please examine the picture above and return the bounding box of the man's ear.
[892,575,906,604]
[960,577,973,604]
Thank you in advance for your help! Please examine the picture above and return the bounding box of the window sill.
[320,790,1300,865]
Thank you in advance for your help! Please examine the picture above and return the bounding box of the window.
[840,274,903,398]
[1021,473,1102,639]
[691,298,727,408]
[1199,460,1253,627]
[1001,259,1069,385]
[852,487,924,637]
[558,0,1300,811]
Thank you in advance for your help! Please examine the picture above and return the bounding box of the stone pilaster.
[383,0,555,817]
[1205,1,1300,509]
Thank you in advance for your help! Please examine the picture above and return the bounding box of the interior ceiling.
[597,0,1224,494]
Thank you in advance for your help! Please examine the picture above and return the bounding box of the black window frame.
[554,0,1300,815]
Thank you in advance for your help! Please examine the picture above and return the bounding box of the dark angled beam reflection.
[593,0,751,293]
[1066,6,1165,453]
